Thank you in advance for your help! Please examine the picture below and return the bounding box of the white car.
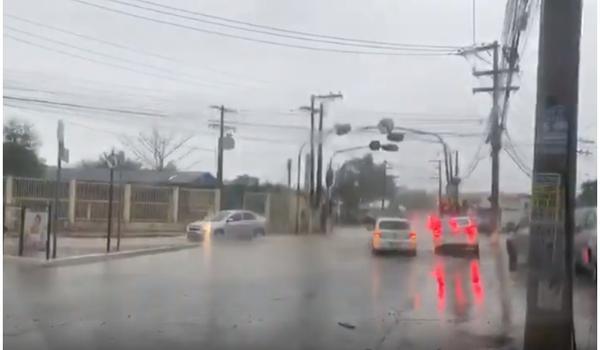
[370,217,417,255]
[186,210,266,241]
[429,215,479,256]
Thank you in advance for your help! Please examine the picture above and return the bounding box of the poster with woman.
[24,211,48,251]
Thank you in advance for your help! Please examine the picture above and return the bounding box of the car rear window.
[379,221,409,230]
[455,218,470,226]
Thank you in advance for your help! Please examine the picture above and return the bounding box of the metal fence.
[243,192,268,215]
[130,185,172,222]
[75,181,120,221]
[179,188,216,222]
[12,177,68,217]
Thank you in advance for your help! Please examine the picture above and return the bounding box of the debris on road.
[337,321,356,330]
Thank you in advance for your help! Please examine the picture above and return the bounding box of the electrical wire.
[69,0,458,56]
[504,147,532,178]
[4,26,238,89]
[5,34,217,89]
[125,0,461,50]
[5,13,267,86]
[104,0,458,52]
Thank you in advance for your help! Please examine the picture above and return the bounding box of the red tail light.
[373,230,381,239]
[409,231,417,240]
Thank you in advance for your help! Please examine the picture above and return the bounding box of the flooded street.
[4,222,596,350]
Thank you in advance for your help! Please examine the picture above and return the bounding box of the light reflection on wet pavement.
[4,221,596,350]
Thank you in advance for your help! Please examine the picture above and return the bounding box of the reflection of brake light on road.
[470,260,484,304]
[454,273,466,307]
[432,263,445,312]
[428,214,442,238]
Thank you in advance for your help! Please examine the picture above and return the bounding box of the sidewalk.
[3,234,194,260]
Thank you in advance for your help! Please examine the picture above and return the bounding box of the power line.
[104,0,458,52]
[5,34,215,88]
[5,13,267,86]
[4,95,167,118]
[5,26,233,89]
[503,147,531,178]
[125,0,461,50]
[69,0,458,56]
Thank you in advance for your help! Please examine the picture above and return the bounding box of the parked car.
[506,207,596,280]
[186,210,266,241]
[369,217,416,255]
[429,215,479,256]
[574,207,596,280]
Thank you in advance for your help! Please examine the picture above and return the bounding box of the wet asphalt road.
[4,224,597,350]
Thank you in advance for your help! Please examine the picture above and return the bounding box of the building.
[44,167,217,188]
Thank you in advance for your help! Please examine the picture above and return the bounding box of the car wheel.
[434,247,441,255]
[409,250,417,257]
[253,228,265,237]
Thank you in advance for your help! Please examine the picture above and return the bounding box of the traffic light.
[369,140,381,151]
[334,123,352,135]
[387,132,404,142]
[381,143,399,152]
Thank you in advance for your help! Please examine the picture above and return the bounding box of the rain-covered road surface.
[4,224,596,350]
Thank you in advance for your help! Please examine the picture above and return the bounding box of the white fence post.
[5,176,14,205]
[123,184,131,223]
[265,193,271,232]
[68,179,76,224]
[214,189,221,214]
[172,186,179,223]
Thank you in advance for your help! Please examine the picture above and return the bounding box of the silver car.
[370,217,417,255]
[507,207,596,280]
[186,210,266,241]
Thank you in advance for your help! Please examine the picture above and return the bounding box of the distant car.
[370,217,417,255]
[506,207,596,280]
[186,210,266,241]
[574,207,596,280]
[429,215,479,256]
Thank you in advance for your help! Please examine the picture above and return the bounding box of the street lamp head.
[378,118,394,134]
[387,132,405,142]
[334,123,352,135]
[381,143,399,152]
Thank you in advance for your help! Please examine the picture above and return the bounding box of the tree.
[577,180,597,207]
[3,119,45,177]
[332,154,397,209]
[120,128,193,171]
[78,148,143,170]
[3,119,40,149]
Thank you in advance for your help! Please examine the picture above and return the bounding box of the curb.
[4,243,199,267]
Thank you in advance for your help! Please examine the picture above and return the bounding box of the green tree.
[577,180,597,207]
[332,154,397,210]
[3,119,45,177]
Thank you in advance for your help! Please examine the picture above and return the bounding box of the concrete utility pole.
[381,161,387,211]
[287,159,292,188]
[309,95,316,205]
[210,105,236,210]
[524,0,582,349]
[470,42,519,234]
[430,160,442,215]
[52,120,69,259]
[315,103,325,206]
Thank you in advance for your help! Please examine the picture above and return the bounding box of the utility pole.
[315,103,324,207]
[470,41,519,235]
[524,0,582,348]
[287,159,292,188]
[309,95,316,205]
[381,161,387,211]
[52,120,68,259]
[210,105,236,210]
[430,160,443,215]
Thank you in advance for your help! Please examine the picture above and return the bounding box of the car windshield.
[4,1,596,349]
[379,221,409,230]
[206,211,232,222]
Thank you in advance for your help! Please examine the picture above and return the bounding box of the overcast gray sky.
[4,0,597,193]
